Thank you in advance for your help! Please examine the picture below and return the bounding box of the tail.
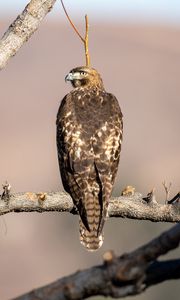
[79,219,104,251]
[79,194,105,251]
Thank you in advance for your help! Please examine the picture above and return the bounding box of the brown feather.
[56,67,123,251]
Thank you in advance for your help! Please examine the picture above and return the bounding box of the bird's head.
[65,66,104,89]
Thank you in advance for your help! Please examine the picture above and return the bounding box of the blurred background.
[0,0,180,299]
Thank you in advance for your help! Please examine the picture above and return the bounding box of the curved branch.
[60,0,85,42]
[0,191,180,222]
[0,0,57,70]
[60,0,90,66]
[13,225,180,300]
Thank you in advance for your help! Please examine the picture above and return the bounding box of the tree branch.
[60,0,90,66]
[0,191,179,222]
[13,224,180,300]
[0,0,57,70]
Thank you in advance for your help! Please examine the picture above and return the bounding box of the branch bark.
[0,0,57,70]
[13,224,180,300]
[0,191,180,222]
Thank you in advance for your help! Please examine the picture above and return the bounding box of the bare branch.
[13,225,180,300]
[60,0,90,66]
[145,260,180,287]
[0,191,179,222]
[84,15,90,66]
[60,0,84,43]
[0,0,57,70]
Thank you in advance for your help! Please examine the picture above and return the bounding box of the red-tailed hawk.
[56,66,123,251]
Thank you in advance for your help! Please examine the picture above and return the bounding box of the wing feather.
[56,91,123,241]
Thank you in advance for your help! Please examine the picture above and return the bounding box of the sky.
[1,0,180,25]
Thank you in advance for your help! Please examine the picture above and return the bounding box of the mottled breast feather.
[56,87,123,250]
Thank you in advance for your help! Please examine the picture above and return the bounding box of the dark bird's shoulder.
[105,92,123,117]
[56,93,72,122]
[56,89,123,131]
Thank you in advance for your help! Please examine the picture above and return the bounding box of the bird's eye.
[80,71,86,76]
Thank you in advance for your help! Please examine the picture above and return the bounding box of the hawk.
[56,66,123,251]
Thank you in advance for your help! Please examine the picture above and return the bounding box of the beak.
[65,73,74,82]
[65,72,83,82]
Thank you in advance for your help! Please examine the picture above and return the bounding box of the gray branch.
[13,224,180,300]
[0,0,57,70]
[0,191,180,222]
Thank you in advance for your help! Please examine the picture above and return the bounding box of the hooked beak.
[65,72,82,83]
[65,73,74,82]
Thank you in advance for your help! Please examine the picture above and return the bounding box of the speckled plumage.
[56,67,123,251]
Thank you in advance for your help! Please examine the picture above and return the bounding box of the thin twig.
[60,0,90,66]
[60,0,84,42]
[84,15,90,66]
[162,181,172,203]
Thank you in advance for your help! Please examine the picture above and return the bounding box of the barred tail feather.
[79,218,104,251]
[79,193,104,251]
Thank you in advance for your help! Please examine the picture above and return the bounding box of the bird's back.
[57,73,123,251]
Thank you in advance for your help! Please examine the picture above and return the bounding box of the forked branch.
[0,0,90,69]
[60,0,90,66]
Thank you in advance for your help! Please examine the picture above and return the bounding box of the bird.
[56,66,123,251]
